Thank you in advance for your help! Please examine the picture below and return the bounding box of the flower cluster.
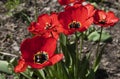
[14,0,119,73]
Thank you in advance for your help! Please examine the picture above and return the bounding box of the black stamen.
[34,52,48,64]
[44,23,51,30]
[99,20,106,24]
[69,21,80,29]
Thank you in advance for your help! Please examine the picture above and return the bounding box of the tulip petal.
[27,61,52,69]
[21,36,57,62]
[14,58,28,73]
[49,53,64,65]
[40,37,57,57]
[106,11,119,25]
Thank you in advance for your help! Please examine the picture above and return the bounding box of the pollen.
[44,23,52,30]
[34,51,48,64]
[69,21,81,29]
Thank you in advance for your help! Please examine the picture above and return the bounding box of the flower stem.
[78,33,83,79]
[93,27,103,72]
[75,32,79,79]
[80,33,83,59]
[96,27,103,56]
[74,32,84,79]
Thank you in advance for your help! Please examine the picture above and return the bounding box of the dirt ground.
[0,0,120,79]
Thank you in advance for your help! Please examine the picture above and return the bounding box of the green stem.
[93,27,103,71]
[78,33,84,79]
[75,32,83,79]
[74,32,78,79]
[79,33,83,59]
[96,27,103,56]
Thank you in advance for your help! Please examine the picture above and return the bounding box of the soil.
[0,0,120,79]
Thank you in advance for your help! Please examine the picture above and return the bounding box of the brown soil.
[0,0,120,79]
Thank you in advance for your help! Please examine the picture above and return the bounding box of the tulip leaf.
[67,43,76,63]
[38,70,46,79]
[88,31,112,42]
[88,31,100,41]
[33,69,46,79]
[20,72,33,79]
[93,44,106,72]
[78,56,90,79]
[60,33,67,46]
[100,31,112,42]
[86,69,95,79]
[0,60,12,74]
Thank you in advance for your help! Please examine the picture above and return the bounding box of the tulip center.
[69,21,81,29]
[34,51,48,64]
[45,23,52,30]
[99,19,106,24]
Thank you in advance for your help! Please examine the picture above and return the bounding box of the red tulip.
[94,10,119,27]
[28,13,63,39]
[14,36,63,73]
[84,4,96,18]
[58,4,93,35]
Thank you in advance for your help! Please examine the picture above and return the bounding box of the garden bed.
[0,0,120,79]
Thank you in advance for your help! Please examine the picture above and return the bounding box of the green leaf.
[23,68,33,77]
[60,33,67,46]
[61,45,72,68]
[33,69,46,79]
[88,31,112,42]
[100,31,112,42]
[75,31,81,38]
[78,56,90,79]
[93,44,106,72]
[88,31,100,41]
[0,60,12,74]
[20,72,33,79]
[61,61,71,79]
[86,69,95,79]
[67,43,76,64]
[38,70,46,79]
